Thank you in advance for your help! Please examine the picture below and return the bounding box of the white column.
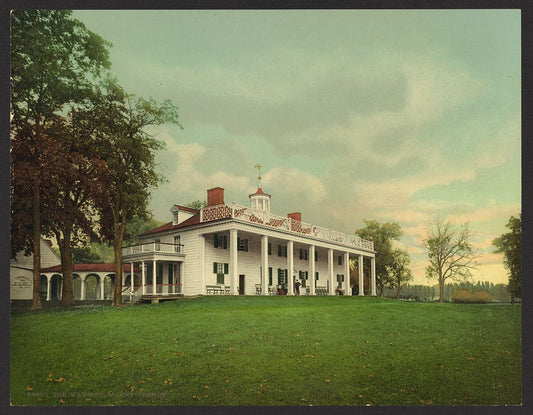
[199,235,205,295]
[287,240,294,295]
[371,256,377,296]
[100,275,105,299]
[46,276,51,301]
[309,245,315,296]
[164,262,169,294]
[344,252,351,296]
[153,260,157,294]
[142,261,146,295]
[328,249,334,295]
[358,255,364,296]
[229,228,238,295]
[130,262,134,293]
[261,235,268,295]
[80,275,86,300]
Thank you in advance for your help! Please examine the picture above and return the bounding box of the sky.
[74,10,521,285]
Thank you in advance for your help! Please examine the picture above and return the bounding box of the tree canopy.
[493,214,521,300]
[355,220,403,296]
[11,10,111,309]
[422,221,477,303]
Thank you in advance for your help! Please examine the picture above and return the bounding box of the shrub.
[451,289,494,304]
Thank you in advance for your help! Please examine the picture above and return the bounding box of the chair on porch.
[268,286,275,296]
[255,284,262,295]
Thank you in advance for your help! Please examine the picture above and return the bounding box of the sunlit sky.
[74,10,521,285]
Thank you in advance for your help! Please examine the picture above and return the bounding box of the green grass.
[11,296,521,406]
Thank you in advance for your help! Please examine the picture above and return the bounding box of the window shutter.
[245,239,248,251]
[237,237,240,250]
[278,245,281,256]
[223,235,227,249]
[277,268,281,285]
[338,256,342,265]
[284,247,287,258]
[315,252,318,261]
[299,249,302,260]
[213,262,218,273]
[269,267,272,285]
[224,263,229,274]
[214,234,219,248]
[305,271,309,280]
[268,243,271,255]
[316,272,319,280]
[285,269,288,284]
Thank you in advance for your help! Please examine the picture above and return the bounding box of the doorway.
[239,275,245,295]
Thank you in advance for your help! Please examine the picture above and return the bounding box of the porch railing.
[122,242,184,257]
[200,203,374,251]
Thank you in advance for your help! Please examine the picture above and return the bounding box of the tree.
[422,221,477,303]
[11,10,110,309]
[385,248,413,298]
[88,79,181,307]
[355,220,403,296]
[493,214,521,301]
[125,215,165,246]
[186,200,207,210]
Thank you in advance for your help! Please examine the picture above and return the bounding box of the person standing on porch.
[295,281,301,295]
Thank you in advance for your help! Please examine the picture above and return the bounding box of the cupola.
[249,163,271,212]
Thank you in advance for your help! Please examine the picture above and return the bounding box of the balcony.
[122,242,185,261]
[200,203,374,251]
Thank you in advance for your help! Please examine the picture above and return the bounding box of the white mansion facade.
[122,185,377,300]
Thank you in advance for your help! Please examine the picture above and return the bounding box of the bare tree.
[422,221,477,303]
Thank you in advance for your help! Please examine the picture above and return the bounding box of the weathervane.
[255,163,262,181]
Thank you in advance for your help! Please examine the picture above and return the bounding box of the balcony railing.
[200,203,374,251]
[122,242,184,257]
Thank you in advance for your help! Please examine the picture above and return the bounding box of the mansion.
[122,185,377,301]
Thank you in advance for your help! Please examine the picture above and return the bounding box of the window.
[277,269,288,285]
[237,237,249,252]
[299,249,308,260]
[213,262,229,284]
[214,234,228,249]
[315,251,318,261]
[278,245,287,257]
[315,271,319,280]
[338,255,343,265]
[174,236,181,253]
[155,239,161,251]
[268,243,272,255]
[299,270,308,287]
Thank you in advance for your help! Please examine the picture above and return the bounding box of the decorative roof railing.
[200,203,374,251]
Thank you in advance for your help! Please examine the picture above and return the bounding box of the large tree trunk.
[59,227,75,306]
[31,182,42,310]
[112,238,123,307]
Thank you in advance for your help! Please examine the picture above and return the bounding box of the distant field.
[10,296,521,406]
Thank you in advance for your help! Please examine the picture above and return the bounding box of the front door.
[239,275,245,295]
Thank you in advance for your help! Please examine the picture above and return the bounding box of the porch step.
[138,294,184,304]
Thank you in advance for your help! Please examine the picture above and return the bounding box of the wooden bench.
[316,286,328,296]
[206,285,224,295]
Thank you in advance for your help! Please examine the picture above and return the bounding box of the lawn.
[11,296,521,406]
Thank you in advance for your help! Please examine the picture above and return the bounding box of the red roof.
[172,205,200,214]
[140,213,202,236]
[248,187,271,198]
[42,263,141,273]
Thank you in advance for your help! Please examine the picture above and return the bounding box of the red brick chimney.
[288,212,301,222]
[207,187,224,206]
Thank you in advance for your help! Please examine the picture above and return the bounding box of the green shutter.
[224,263,229,274]
[245,239,248,252]
[277,268,281,285]
[315,252,318,261]
[316,272,319,280]
[338,256,342,265]
[278,245,281,256]
[284,247,287,258]
[237,237,240,250]
[305,271,309,280]
[213,262,218,273]
[214,234,219,248]
[268,243,271,255]
[269,267,273,285]
[299,249,302,260]
[285,269,288,284]
[223,235,227,249]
